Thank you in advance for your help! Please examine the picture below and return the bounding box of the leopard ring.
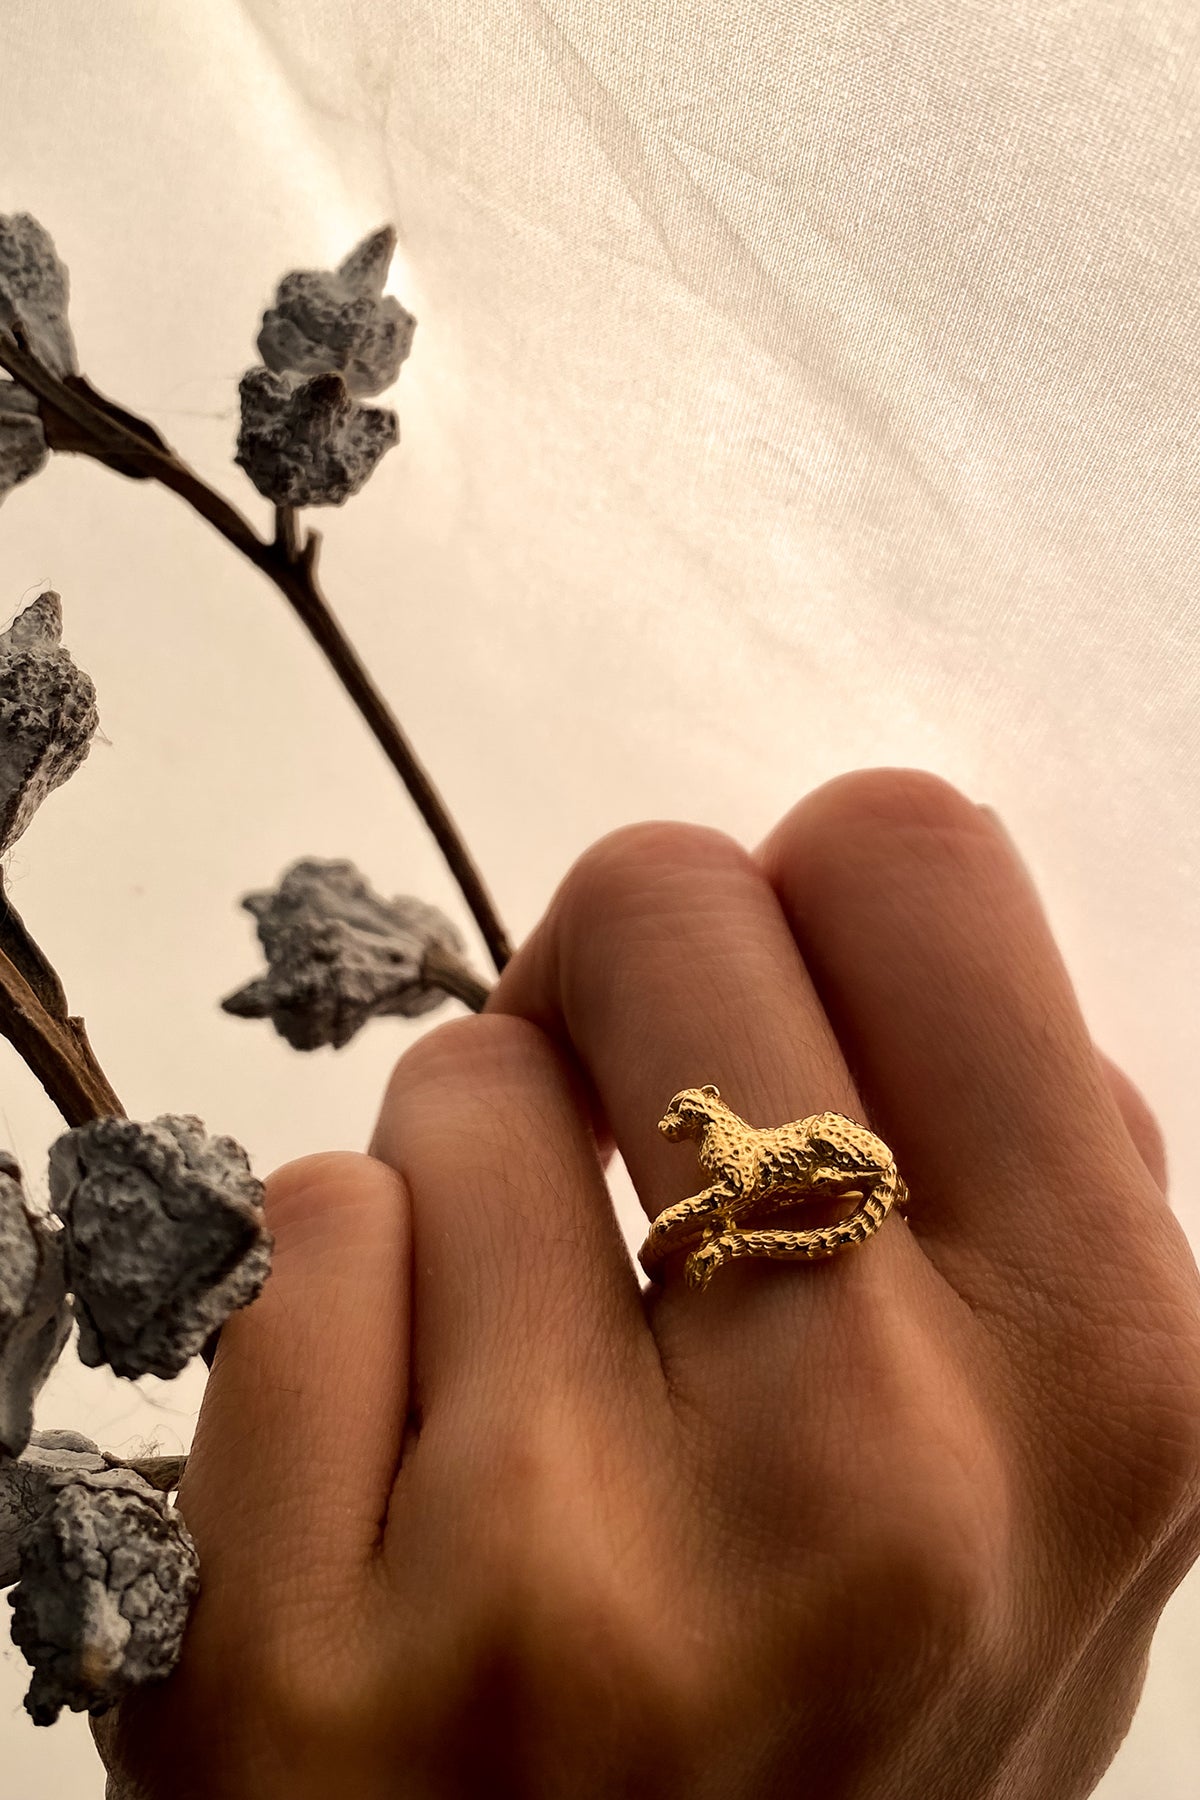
[637,1085,910,1292]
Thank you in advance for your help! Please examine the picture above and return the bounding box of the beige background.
[1,0,1198,1790]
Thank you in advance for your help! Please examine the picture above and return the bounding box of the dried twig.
[0,325,512,977]
[422,939,491,1012]
[103,1453,186,1494]
[0,902,123,1125]
[0,219,508,1730]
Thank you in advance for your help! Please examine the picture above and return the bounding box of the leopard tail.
[712,1162,909,1266]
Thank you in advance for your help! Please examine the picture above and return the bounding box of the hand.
[94,769,1200,1799]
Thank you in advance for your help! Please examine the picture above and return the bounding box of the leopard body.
[639,1084,908,1290]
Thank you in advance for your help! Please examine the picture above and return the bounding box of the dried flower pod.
[0,379,49,503]
[257,226,415,397]
[236,366,398,507]
[48,1115,273,1381]
[0,213,78,379]
[0,590,100,853]
[222,857,463,1050]
[0,1156,73,1463]
[1,1430,108,1587]
[8,1464,199,1725]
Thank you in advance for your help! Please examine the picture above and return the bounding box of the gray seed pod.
[8,1465,199,1725]
[236,367,398,507]
[0,213,78,379]
[257,226,415,397]
[0,590,100,853]
[1,1430,107,1587]
[0,1157,73,1463]
[222,857,462,1050]
[48,1115,273,1381]
[0,380,49,504]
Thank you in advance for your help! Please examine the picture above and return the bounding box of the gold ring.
[638,1085,909,1292]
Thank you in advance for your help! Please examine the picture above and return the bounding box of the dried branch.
[103,1454,186,1494]
[0,586,123,1122]
[422,939,491,1012]
[0,927,124,1126]
[0,876,71,1020]
[0,324,512,976]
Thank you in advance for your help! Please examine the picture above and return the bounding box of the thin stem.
[103,1453,187,1493]
[0,329,512,977]
[0,937,124,1125]
[0,877,70,1019]
[274,503,301,564]
[422,941,491,1013]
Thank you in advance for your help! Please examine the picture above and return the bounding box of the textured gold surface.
[639,1086,909,1291]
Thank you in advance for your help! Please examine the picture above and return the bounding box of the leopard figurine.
[638,1084,909,1291]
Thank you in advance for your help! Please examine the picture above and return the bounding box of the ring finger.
[484,817,951,1422]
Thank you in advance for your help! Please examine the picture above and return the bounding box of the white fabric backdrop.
[0,0,1197,1790]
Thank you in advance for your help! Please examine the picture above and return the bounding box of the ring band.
[638,1085,909,1292]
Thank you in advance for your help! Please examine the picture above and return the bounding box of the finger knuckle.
[840,1522,1006,1685]
[465,1426,687,1735]
[557,819,751,935]
[251,1632,375,1757]
[381,1009,555,1112]
[488,1402,606,1548]
[1057,1347,1200,1588]
[759,769,995,897]
[261,1150,396,1235]
[1096,1055,1169,1185]
[803,767,982,841]
[1133,1343,1200,1528]
[411,1006,550,1079]
[486,1408,653,1613]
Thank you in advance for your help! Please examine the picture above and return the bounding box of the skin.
[94,768,1200,1799]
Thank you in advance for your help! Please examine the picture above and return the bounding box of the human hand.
[94,769,1200,1799]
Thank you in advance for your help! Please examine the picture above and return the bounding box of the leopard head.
[658,1084,723,1141]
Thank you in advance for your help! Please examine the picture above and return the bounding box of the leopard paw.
[684,1242,725,1291]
